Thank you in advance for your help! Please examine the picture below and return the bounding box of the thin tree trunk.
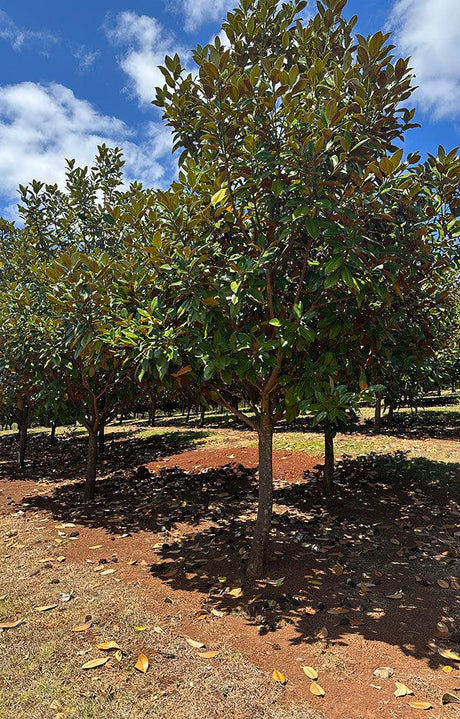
[247,421,273,577]
[388,403,395,422]
[323,424,334,495]
[373,393,382,435]
[98,423,105,458]
[85,429,98,501]
[18,422,28,469]
[186,406,191,423]
[149,395,157,427]
[50,422,56,445]
[199,406,205,427]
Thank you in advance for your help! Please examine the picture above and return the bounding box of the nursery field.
[0,403,458,719]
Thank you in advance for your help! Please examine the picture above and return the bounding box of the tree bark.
[18,422,28,469]
[85,429,98,501]
[50,422,57,445]
[247,420,273,577]
[148,395,157,427]
[199,406,205,427]
[388,403,395,422]
[323,424,334,496]
[98,423,105,458]
[373,393,382,435]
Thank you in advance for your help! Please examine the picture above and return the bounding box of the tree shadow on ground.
[0,427,210,483]
[22,449,460,671]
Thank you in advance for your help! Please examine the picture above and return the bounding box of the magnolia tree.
[149,0,457,575]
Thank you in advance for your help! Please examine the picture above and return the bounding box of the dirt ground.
[0,421,459,719]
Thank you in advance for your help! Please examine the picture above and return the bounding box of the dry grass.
[0,513,324,719]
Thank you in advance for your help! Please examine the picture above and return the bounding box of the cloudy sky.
[0,0,459,217]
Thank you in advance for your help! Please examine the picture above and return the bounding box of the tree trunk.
[18,422,28,469]
[323,424,334,496]
[85,429,98,502]
[50,422,57,445]
[388,403,395,422]
[149,395,157,426]
[186,406,191,424]
[98,423,105,458]
[373,393,382,435]
[199,406,205,427]
[247,421,273,577]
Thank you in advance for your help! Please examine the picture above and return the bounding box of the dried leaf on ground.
[134,653,149,673]
[81,657,109,670]
[394,681,414,697]
[96,641,120,651]
[197,650,219,659]
[407,701,432,710]
[438,648,460,661]
[441,692,460,705]
[272,669,287,684]
[302,666,318,680]
[71,622,92,632]
[186,637,205,649]
[0,618,24,630]
[35,604,58,612]
[310,682,325,696]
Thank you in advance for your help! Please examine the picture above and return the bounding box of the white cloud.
[388,0,460,119]
[179,0,236,32]
[73,46,100,72]
[105,12,187,106]
[0,10,57,52]
[0,82,174,208]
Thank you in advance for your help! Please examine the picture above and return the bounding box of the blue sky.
[0,0,459,217]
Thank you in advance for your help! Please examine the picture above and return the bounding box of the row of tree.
[0,0,458,575]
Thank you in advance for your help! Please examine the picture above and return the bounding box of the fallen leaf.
[36,604,58,612]
[153,626,163,633]
[135,626,147,631]
[272,669,287,684]
[265,577,285,587]
[81,657,109,670]
[89,545,103,550]
[437,579,449,589]
[115,650,123,662]
[228,587,243,598]
[327,607,349,615]
[317,626,328,639]
[134,653,149,673]
[302,666,318,680]
[441,691,460,705]
[197,650,219,659]
[386,591,404,600]
[310,681,325,696]
[71,622,92,632]
[211,608,224,618]
[96,641,120,651]
[438,648,460,661]
[441,665,453,673]
[408,701,432,710]
[0,618,24,630]
[394,681,414,697]
[56,556,66,563]
[186,637,205,649]
[100,568,117,576]
[390,538,400,545]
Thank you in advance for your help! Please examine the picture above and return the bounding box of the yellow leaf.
[134,653,149,673]
[198,650,219,659]
[115,650,123,662]
[228,587,242,598]
[302,666,318,680]
[96,641,120,650]
[89,545,103,550]
[394,681,414,697]
[71,622,92,632]
[211,187,229,207]
[441,665,453,673]
[272,669,287,684]
[81,657,109,670]
[211,608,224,618]
[0,618,24,630]
[438,648,460,661]
[310,681,325,696]
[186,637,205,649]
[135,626,147,631]
[36,604,58,612]
[407,701,432,710]
[56,556,66,562]
[100,568,117,575]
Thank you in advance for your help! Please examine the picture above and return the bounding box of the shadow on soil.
[22,444,460,672]
[0,427,209,482]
